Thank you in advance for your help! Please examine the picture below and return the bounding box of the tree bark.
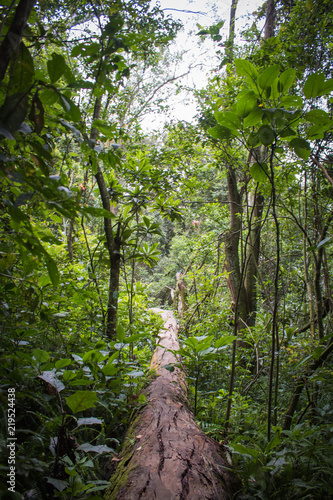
[0,0,36,86]
[105,309,241,499]
[244,190,264,327]
[264,0,276,40]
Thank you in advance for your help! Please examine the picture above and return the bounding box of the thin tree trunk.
[226,0,238,62]
[264,0,276,40]
[105,309,241,499]
[90,97,121,339]
[0,0,36,85]
[244,190,264,327]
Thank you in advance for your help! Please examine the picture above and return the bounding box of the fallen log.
[104,308,241,500]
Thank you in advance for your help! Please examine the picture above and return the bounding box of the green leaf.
[305,125,326,140]
[66,390,98,414]
[63,370,77,382]
[229,443,259,459]
[67,101,81,122]
[47,53,68,83]
[92,119,116,137]
[33,349,50,363]
[102,364,118,376]
[235,90,257,117]
[45,255,60,287]
[279,127,297,138]
[278,68,296,93]
[317,78,333,96]
[82,350,107,363]
[289,138,311,160]
[265,434,281,453]
[305,109,330,125]
[246,131,260,147]
[11,42,35,92]
[235,59,258,83]
[208,124,233,140]
[215,111,241,131]
[116,324,126,342]
[55,358,72,369]
[257,125,275,145]
[215,335,236,348]
[82,206,116,218]
[243,108,263,128]
[249,162,269,183]
[258,65,280,90]
[303,72,325,98]
[279,95,303,109]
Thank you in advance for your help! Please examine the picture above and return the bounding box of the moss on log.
[104,309,241,499]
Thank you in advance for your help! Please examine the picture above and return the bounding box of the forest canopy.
[1,0,333,498]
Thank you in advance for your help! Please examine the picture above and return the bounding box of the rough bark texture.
[264,0,276,40]
[105,309,241,500]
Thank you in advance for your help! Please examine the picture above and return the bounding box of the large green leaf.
[243,108,263,128]
[66,390,98,414]
[45,255,60,287]
[47,53,68,83]
[33,349,50,363]
[257,125,275,146]
[278,68,296,93]
[214,111,240,134]
[305,109,330,125]
[317,78,333,97]
[249,162,269,183]
[279,95,303,109]
[235,91,257,117]
[303,72,326,98]
[289,138,311,159]
[11,42,35,92]
[258,64,280,90]
[116,324,126,342]
[208,124,233,140]
[235,59,258,83]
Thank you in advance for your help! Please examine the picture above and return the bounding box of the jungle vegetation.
[1,0,333,498]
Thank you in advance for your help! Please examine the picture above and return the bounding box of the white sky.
[141,0,264,130]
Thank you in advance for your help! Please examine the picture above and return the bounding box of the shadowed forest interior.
[1,0,333,498]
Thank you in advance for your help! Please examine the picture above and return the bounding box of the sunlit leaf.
[66,390,98,414]
[258,65,280,90]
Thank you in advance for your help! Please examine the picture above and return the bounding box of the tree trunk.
[264,0,276,40]
[244,190,264,327]
[91,98,121,339]
[0,0,36,85]
[105,309,241,499]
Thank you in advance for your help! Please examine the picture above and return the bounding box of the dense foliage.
[1,0,333,498]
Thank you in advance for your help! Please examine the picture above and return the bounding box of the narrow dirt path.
[104,309,241,500]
